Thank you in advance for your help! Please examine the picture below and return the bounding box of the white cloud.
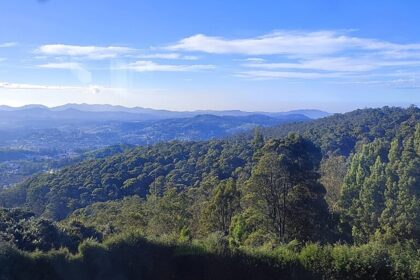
[336,77,420,89]
[0,58,6,62]
[0,42,17,48]
[244,57,420,72]
[29,31,420,83]
[242,58,266,63]
[38,62,84,70]
[123,60,214,72]
[237,70,347,80]
[38,62,92,83]
[166,31,420,58]
[0,82,116,94]
[137,53,198,60]
[37,44,134,59]
[160,30,420,81]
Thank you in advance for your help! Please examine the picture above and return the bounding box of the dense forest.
[0,106,419,279]
[0,105,309,188]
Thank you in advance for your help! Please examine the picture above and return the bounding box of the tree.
[244,135,330,243]
[201,179,240,235]
[341,124,420,244]
[247,152,290,242]
[145,186,191,238]
[320,155,348,212]
[340,140,388,243]
[380,127,420,242]
[252,128,265,163]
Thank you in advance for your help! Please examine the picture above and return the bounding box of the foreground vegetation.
[0,232,418,280]
[0,106,418,279]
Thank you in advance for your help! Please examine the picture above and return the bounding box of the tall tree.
[340,140,388,243]
[144,186,191,238]
[341,124,420,244]
[380,126,420,242]
[244,135,330,243]
[320,155,348,212]
[200,179,240,235]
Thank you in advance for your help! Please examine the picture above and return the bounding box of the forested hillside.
[0,106,419,279]
[261,106,419,156]
[1,107,417,219]
[0,139,255,219]
[0,108,307,187]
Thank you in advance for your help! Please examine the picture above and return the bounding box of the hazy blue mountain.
[0,104,330,122]
[270,109,331,119]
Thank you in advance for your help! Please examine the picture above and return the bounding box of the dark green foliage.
[62,135,332,247]
[0,234,418,280]
[242,135,331,244]
[0,208,101,252]
[340,123,420,243]
[145,186,192,238]
[64,196,146,234]
[262,106,419,156]
[0,106,418,279]
[200,179,240,235]
[0,139,254,220]
[1,106,417,222]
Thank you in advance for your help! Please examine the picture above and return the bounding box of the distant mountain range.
[0,103,331,122]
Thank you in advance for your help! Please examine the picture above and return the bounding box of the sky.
[0,0,419,112]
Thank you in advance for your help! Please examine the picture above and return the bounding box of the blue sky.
[0,0,419,112]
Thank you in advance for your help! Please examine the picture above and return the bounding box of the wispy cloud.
[355,70,420,88]
[242,58,266,63]
[166,31,420,57]
[38,62,92,83]
[165,30,420,82]
[136,53,198,60]
[244,57,420,72]
[29,31,420,84]
[123,60,214,72]
[335,77,420,89]
[38,62,84,70]
[0,42,18,48]
[36,44,134,59]
[0,82,116,94]
[237,70,347,80]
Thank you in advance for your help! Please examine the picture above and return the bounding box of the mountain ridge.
[0,103,331,120]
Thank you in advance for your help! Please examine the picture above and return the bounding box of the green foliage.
[1,232,417,280]
[0,139,254,220]
[228,213,247,248]
[64,196,146,235]
[145,186,191,239]
[0,106,418,278]
[200,178,240,235]
[320,155,348,212]
[0,207,100,252]
[299,243,333,278]
[340,122,419,244]
[263,106,419,156]
[243,135,331,243]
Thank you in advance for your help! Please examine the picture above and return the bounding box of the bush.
[299,243,333,278]
[0,237,418,280]
[330,242,392,279]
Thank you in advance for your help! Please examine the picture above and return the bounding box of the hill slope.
[0,112,308,187]
[260,106,419,156]
[0,107,417,220]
